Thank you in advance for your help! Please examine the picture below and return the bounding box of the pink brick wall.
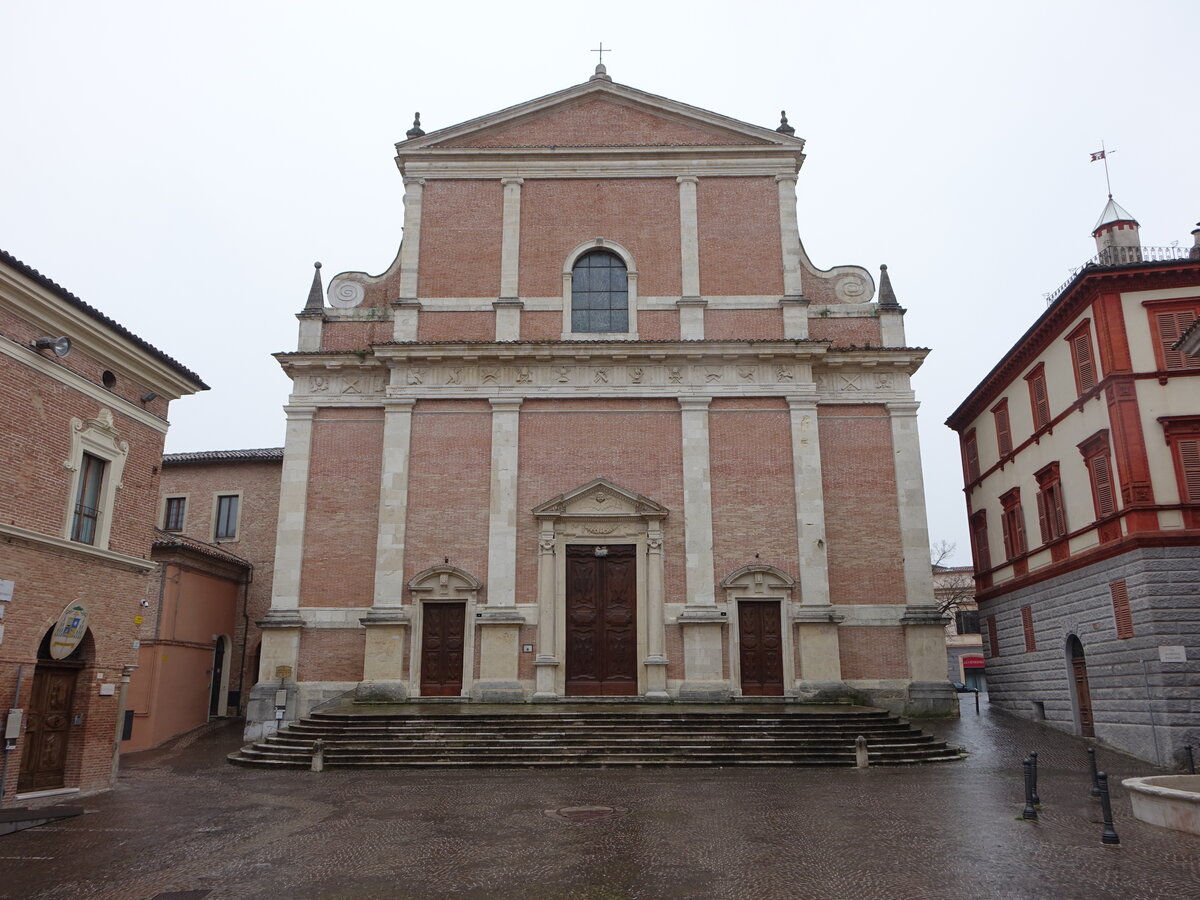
[417,180,503,298]
[697,177,783,297]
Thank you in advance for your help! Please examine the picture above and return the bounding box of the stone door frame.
[407,565,480,699]
[532,478,668,700]
[722,565,798,697]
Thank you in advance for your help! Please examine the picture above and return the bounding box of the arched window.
[571,250,628,333]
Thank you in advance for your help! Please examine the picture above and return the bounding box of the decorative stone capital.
[643,655,669,666]
[403,177,426,187]
[778,295,810,306]
[489,397,523,412]
[775,173,799,185]
[492,299,524,309]
[678,396,712,412]
[389,299,423,310]
[676,175,699,185]
[887,401,922,416]
[500,177,525,187]
[257,610,305,629]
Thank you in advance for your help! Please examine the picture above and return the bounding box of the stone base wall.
[980,546,1200,767]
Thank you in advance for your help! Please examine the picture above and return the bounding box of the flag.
[1090,150,1106,161]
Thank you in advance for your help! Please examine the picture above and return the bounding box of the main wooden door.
[1072,652,1095,738]
[738,601,785,696]
[18,664,78,792]
[420,602,466,697]
[565,544,637,696]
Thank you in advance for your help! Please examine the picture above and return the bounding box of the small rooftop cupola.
[590,62,612,82]
[1190,221,1200,260]
[1092,195,1141,263]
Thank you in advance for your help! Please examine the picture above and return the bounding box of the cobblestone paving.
[1,696,1197,900]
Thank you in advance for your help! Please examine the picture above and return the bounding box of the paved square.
[1,698,1197,899]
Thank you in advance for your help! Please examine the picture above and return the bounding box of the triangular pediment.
[533,477,669,519]
[400,78,801,151]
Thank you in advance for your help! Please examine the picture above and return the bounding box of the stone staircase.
[228,706,963,769]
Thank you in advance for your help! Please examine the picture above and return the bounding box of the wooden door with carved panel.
[738,601,785,696]
[18,664,78,792]
[420,602,466,697]
[565,544,637,695]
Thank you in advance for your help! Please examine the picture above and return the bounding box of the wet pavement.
[1,696,1198,900]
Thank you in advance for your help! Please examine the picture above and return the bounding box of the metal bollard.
[311,738,325,773]
[1096,772,1120,845]
[1030,751,1040,806]
[1186,744,1196,775]
[855,734,869,769]
[1022,758,1038,820]
[974,691,980,715]
[1087,747,1102,798]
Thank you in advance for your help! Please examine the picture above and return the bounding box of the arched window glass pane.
[571,251,628,333]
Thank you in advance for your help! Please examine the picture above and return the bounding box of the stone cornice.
[0,522,155,573]
[398,151,804,181]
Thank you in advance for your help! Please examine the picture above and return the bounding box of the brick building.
[120,447,281,752]
[946,201,1200,765]
[0,250,205,804]
[247,67,954,736]
[934,564,985,690]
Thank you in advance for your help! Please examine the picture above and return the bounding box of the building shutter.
[1072,330,1096,392]
[1035,490,1051,544]
[1021,605,1036,652]
[1179,438,1200,503]
[1030,372,1050,429]
[994,405,1012,456]
[1091,453,1116,517]
[1156,310,1200,370]
[965,430,980,482]
[1051,483,1067,537]
[1110,580,1133,639]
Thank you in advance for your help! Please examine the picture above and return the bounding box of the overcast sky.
[4,1,1198,564]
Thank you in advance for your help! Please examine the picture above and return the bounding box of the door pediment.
[533,478,668,521]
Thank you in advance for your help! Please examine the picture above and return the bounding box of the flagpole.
[1101,140,1112,198]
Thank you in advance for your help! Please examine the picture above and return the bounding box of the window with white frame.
[62,408,129,551]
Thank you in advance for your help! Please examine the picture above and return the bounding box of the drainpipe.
[236,563,254,714]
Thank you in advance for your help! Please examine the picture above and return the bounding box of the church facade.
[248,68,952,735]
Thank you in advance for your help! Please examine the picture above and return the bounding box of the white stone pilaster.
[679,397,716,607]
[677,176,701,299]
[776,174,804,299]
[533,524,558,699]
[644,521,669,698]
[372,398,417,608]
[888,401,936,605]
[499,178,523,300]
[486,397,522,607]
[787,397,829,604]
[397,177,424,302]
[267,405,316,613]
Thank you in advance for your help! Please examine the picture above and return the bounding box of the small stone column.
[786,397,829,605]
[644,522,669,699]
[475,397,525,702]
[678,396,727,700]
[533,525,558,700]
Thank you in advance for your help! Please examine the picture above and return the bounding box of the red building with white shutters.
[947,201,1200,765]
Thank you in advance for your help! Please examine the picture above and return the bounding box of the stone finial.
[590,63,612,82]
[776,110,795,135]
[1191,222,1200,260]
[878,264,901,309]
[406,112,425,139]
[304,261,324,312]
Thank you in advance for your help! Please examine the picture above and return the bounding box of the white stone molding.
[372,398,417,611]
[267,406,317,612]
[407,565,482,698]
[398,177,425,301]
[62,408,130,551]
[493,299,523,342]
[780,297,809,340]
[560,238,639,340]
[887,401,937,607]
[499,178,523,300]
[776,174,805,299]
[533,478,669,698]
[720,565,798,695]
[392,300,422,342]
[879,308,907,347]
[677,176,701,300]
[486,397,523,607]
[786,397,830,605]
[401,157,802,181]
[0,521,155,572]
[677,297,707,340]
[679,396,716,607]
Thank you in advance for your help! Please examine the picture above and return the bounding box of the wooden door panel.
[739,602,784,696]
[1073,656,1095,737]
[566,545,638,696]
[18,666,76,792]
[421,603,465,697]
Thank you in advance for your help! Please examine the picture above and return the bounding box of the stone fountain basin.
[1122,775,1200,836]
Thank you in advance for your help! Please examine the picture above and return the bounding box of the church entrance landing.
[565,544,637,696]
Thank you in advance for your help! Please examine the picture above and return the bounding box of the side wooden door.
[420,602,466,697]
[18,665,78,792]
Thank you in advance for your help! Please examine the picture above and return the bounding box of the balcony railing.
[1045,245,1198,305]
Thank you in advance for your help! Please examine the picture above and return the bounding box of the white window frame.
[62,409,129,550]
[211,491,243,543]
[561,238,639,340]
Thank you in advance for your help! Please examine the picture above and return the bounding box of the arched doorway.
[209,635,232,717]
[18,627,91,793]
[1067,635,1095,738]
